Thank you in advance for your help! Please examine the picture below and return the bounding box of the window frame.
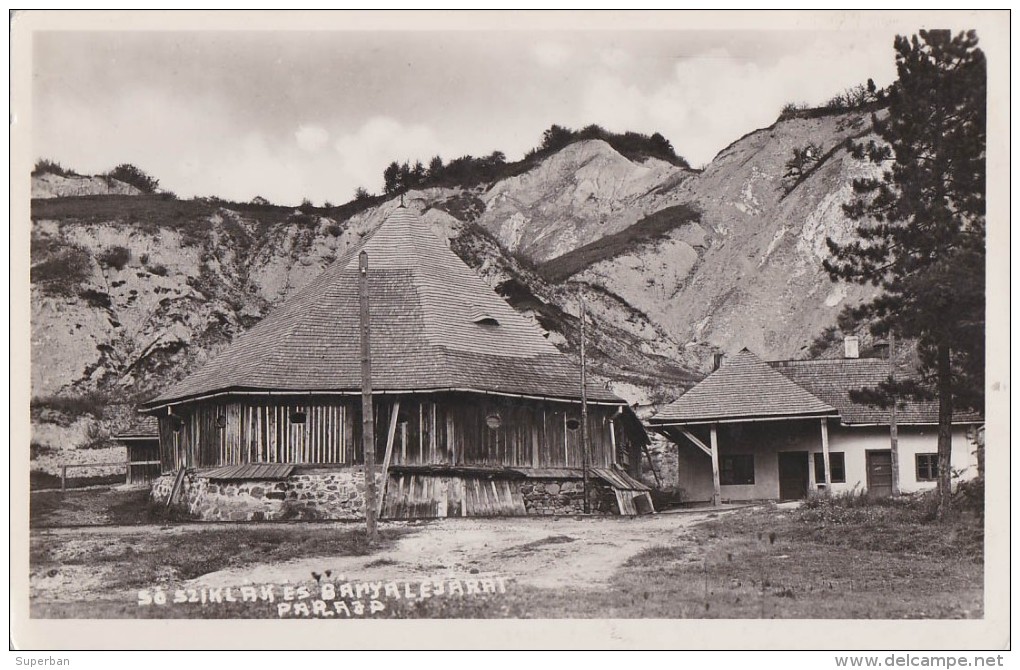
[916,453,939,482]
[813,451,846,484]
[719,453,755,486]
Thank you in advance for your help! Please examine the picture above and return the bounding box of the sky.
[32,28,901,206]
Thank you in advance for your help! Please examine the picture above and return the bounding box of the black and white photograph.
[10,9,1009,651]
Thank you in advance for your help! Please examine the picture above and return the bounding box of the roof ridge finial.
[399,193,406,208]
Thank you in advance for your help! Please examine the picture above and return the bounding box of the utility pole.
[889,332,901,496]
[579,289,591,514]
[359,250,378,543]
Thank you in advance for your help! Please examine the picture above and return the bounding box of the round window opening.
[565,418,582,431]
[485,413,502,430]
[215,415,226,428]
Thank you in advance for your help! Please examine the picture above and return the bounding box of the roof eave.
[649,411,840,428]
[141,385,627,413]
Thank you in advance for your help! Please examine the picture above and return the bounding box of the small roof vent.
[471,311,500,326]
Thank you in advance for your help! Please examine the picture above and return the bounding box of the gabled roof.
[144,207,622,408]
[649,349,838,425]
[115,415,159,439]
[768,358,984,425]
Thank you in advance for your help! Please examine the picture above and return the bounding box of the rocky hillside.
[474,140,694,261]
[543,111,884,368]
[31,172,143,198]
[29,193,700,417]
[29,108,882,478]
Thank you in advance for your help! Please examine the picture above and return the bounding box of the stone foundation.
[519,478,618,515]
[152,470,623,520]
[150,467,371,521]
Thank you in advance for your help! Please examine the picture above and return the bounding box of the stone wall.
[519,478,618,515]
[150,468,371,521]
[152,470,625,520]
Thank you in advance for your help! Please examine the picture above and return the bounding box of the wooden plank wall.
[156,395,618,472]
[381,473,526,519]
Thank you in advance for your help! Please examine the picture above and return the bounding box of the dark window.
[720,454,755,485]
[813,452,846,483]
[916,453,939,481]
[289,411,307,424]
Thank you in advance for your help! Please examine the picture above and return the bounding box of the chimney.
[844,336,860,359]
[712,353,725,371]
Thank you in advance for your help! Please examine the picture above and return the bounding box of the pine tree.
[824,30,986,518]
[383,161,400,194]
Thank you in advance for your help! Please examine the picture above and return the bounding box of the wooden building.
[114,416,161,484]
[142,206,651,520]
[648,348,983,504]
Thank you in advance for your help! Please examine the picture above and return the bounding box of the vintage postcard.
[9,9,1010,651]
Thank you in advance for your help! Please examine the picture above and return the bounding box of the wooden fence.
[59,460,162,491]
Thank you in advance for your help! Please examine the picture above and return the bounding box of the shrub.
[105,163,160,194]
[30,441,54,458]
[806,325,841,358]
[97,245,131,270]
[324,223,343,237]
[32,391,110,420]
[33,158,76,177]
[31,243,93,296]
[80,289,112,309]
[149,263,169,276]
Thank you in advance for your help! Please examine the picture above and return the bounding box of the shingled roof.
[769,358,984,425]
[144,206,622,408]
[649,349,838,425]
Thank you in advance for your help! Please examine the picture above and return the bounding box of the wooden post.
[709,423,721,507]
[377,400,400,516]
[819,418,832,491]
[579,289,591,514]
[889,332,901,496]
[61,464,67,494]
[359,250,378,543]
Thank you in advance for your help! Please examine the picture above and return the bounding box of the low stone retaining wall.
[520,478,618,515]
[151,470,622,520]
[150,468,370,521]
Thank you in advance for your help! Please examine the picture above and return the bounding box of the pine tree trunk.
[936,342,954,520]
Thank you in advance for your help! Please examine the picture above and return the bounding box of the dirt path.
[191,512,720,591]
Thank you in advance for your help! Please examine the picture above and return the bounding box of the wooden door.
[866,450,894,497]
[778,452,809,500]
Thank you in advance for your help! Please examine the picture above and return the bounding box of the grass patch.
[30,487,150,526]
[389,502,982,619]
[31,523,412,618]
[538,203,701,282]
[512,535,576,552]
[32,391,111,420]
[30,240,93,297]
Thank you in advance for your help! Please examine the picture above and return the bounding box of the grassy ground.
[30,486,156,527]
[384,496,983,619]
[28,490,983,619]
[30,524,409,618]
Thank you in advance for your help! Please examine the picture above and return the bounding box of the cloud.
[294,125,329,152]
[332,116,447,195]
[531,42,572,69]
[577,37,897,167]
